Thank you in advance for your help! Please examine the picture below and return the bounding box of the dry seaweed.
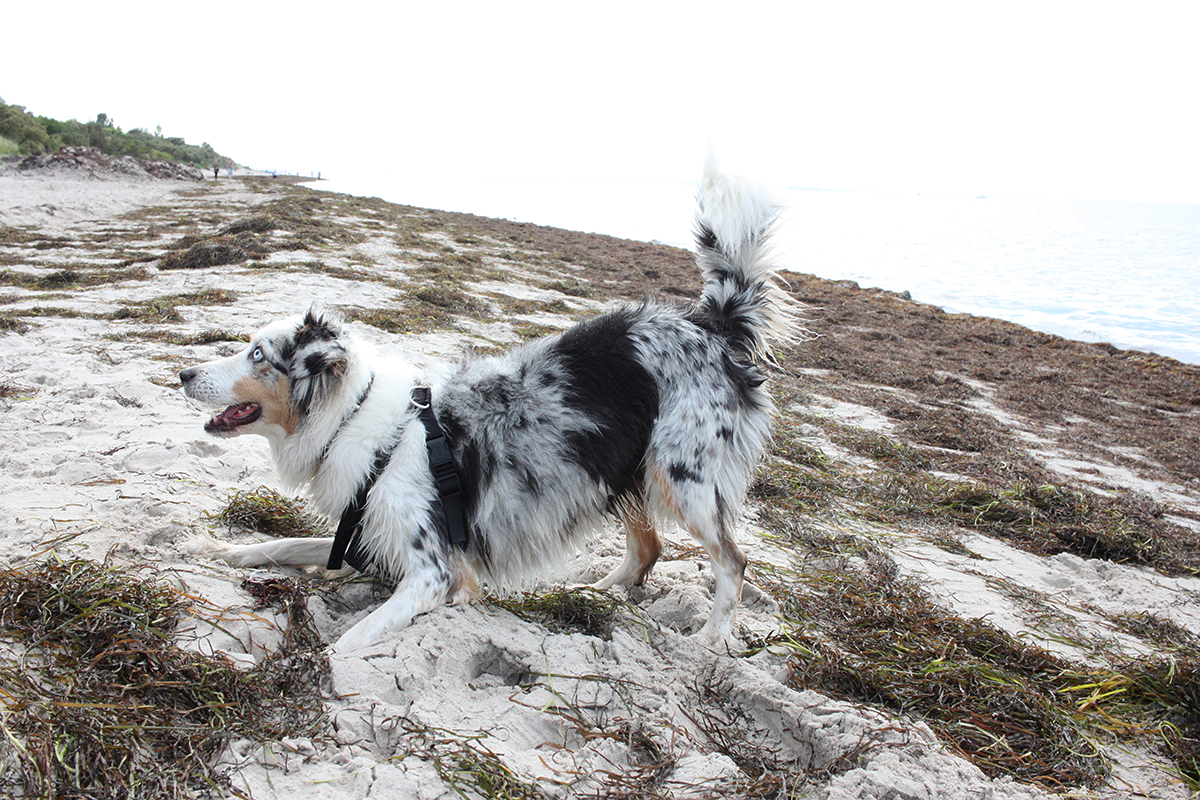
[768,551,1104,788]
[210,486,327,538]
[0,312,31,333]
[868,476,1175,570]
[110,328,243,346]
[0,557,328,800]
[0,380,27,399]
[340,301,457,335]
[0,306,84,332]
[106,289,238,325]
[512,671,682,797]
[159,232,269,270]
[219,215,276,235]
[0,266,148,291]
[1055,654,1200,790]
[386,717,553,799]
[783,273,1200,543]
[755,529,1200,790]
[681,675,804,798]
[242,189,372,250]
[1125,657,1200,786]
[410,282,488,313]
[487,587,621,640]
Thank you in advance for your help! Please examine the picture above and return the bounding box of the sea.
[311,174,1200,366]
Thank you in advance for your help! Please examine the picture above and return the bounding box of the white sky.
[4,1,1199,203]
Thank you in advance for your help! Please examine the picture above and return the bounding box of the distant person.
[213,166,219,179]
[227,161,234,179]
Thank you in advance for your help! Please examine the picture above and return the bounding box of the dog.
[180,158,798,652]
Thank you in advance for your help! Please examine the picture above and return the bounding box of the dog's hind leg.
[650,467,747,647]
[591,499,662,590]
[687,517,747,647]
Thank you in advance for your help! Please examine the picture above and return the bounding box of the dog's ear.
[295,306,342,344]
[289,308,348,414]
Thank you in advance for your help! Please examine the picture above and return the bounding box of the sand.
[1,165,1197,799]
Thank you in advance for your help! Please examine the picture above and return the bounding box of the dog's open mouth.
[205,402,262,434]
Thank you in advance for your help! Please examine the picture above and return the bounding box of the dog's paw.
[181,535,258,567]
[180,534,224,556]
[691,616,737,651]
[213,544,267,568]
[331,620,377,654]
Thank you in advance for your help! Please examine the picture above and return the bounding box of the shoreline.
[232,171,322,185]
[303,173,1200,366]
[0,174,1197,799]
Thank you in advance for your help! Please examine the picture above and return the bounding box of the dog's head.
[179,307,350,438]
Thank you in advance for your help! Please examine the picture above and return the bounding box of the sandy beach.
[1,152,1198,799]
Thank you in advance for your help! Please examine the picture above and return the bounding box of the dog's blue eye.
[252,347,264,362]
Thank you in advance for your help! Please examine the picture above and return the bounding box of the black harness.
[410,386,469,551]
[327,385,469,572]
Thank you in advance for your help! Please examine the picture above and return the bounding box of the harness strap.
[327,445,391,572]
[411,386,470,550]
[327,385,469,572]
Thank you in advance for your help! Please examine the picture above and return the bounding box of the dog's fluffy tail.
[693,153,801,360]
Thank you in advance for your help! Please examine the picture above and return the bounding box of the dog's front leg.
[333,570,449,653]
[189,536,337,569]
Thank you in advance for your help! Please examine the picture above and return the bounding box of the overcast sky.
[5,1,1199,204]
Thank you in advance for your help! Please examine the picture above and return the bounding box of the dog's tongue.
[206,402,261,433]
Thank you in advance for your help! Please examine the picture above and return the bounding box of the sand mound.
[2,145,204,182]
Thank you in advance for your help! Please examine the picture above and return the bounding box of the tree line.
[0,98,233,169]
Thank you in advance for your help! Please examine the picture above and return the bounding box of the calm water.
[313,174,1200,365]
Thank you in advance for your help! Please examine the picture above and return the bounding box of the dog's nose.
[179,367,198,385]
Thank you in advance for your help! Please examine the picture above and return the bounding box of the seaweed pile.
[0,558,327,799]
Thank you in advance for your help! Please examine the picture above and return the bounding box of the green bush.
[0,103,51,154]
[57,119,89,147]
[0,99,233,168]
